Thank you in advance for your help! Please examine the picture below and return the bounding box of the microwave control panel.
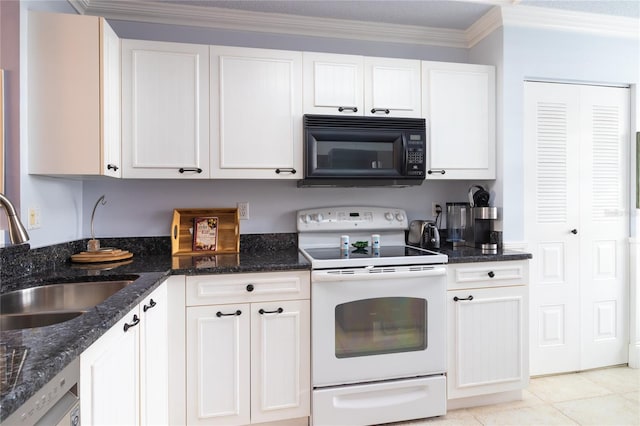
[406,134,425,176]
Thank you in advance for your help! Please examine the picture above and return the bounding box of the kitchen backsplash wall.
[81,179,475,238]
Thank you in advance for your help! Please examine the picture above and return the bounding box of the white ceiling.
[154,0,639,29]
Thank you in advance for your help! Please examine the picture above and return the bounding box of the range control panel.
[297,206,408,232]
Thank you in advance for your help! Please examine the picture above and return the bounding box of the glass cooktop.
[300,245,448,268]
[303,245,439,260]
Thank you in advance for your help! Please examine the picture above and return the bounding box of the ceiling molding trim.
[67,0,90,15]
[501,5,639,40]
[466,6,503,47]
[79,0,469,48]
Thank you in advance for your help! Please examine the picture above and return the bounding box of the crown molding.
[73,0,469,48]
[72,0,638,49]
[501,5,638,40]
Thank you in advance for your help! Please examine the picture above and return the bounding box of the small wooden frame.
[171,208,239,255]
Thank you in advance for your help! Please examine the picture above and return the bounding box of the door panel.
[525,81,629,375]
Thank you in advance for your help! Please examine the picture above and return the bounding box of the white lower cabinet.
[80,281,169,425]
[446,261,529,406]
[186,271,311,426]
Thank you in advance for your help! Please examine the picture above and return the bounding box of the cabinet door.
[140,283,169,426]
[422,62,495,179]
[447,285,528,400]
[250,300,310,424]
[29,12,121,177]
[100,18,121,177]
[211,46,302,179]
[80,306,140,425]
[303,52,363,115]
[187,304,250,426]
[364,57,421,118]
[122,39,210,178]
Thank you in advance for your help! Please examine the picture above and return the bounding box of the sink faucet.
[0,192,30,244]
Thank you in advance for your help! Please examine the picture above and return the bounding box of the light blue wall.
[501,26,639,242]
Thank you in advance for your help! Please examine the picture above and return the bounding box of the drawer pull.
[143,299,157,312]
[371,108,390,114]
[246,284,254,292]
[178,167,203,174]
[259,307,284,315]
[123,314,140,332]
[275,168,296,174]
[488,271,495,278]
[453,295,474,302]
[427,169,446,175]
[217,310,242,317]
[107,164,119,171]
[338,106,358,113]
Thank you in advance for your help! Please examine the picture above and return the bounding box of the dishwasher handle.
[312,266,446,282]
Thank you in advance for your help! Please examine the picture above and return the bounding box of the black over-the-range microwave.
[298,114,426,187]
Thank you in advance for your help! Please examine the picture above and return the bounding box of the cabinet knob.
[338,106,358,113]
[275,168,296,174]
[571,229,578,234]
[123,314,140,332]
[371,108,390,115]
[107,164,119,171]
[216,310,242,317]
[143,299,157,312]
[246,284,254,292]
[488,271,495,278]
[259,307,284,315]
[178,167,203,174]
[453,295,474,302]
[427,169,446,175]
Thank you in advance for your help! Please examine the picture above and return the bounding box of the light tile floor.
[390,366,640,425]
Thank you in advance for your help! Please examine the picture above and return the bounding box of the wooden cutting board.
[71,249,134,263]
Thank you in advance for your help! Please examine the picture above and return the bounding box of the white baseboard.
[447,390,523,410]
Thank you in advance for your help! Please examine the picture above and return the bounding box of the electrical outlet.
[431,202,442,218]
[28,207,41,229]
[237,202,250,220]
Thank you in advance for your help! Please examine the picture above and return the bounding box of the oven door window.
[306,129,404,177]
[334,297,427,358]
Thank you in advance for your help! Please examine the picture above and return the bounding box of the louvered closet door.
[524,82,630,375]
[524,82,582,375]
[578,86,629,369]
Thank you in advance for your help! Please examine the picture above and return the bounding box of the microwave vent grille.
[303,114,426,131]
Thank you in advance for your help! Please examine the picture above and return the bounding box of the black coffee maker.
[464,185,499,253]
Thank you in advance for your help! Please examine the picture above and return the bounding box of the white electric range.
[298,206,448,426]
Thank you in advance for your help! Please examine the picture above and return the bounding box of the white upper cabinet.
[303,52,364,115]
[303,53,421,117]
[364,57,421,118]
[422,61,496,179]
[121,40,210,178]
[211,46,303,179]
[28,11,121,177]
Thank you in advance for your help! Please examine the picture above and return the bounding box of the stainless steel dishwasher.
[4,357,80,426]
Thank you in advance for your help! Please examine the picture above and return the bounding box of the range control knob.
[316,213,324,222]
[300,214,310,224]
[384,212,394,221]
[395,212,405,222]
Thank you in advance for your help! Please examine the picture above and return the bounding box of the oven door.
[311,265,446,387]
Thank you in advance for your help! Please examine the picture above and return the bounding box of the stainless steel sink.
[0,279,135,330]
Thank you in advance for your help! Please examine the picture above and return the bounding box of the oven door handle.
[312,266,446,282]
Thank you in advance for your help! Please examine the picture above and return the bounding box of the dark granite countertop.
[0,234,529,421]
[0,236,309,422]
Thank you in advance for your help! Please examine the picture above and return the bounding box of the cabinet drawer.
[447,261,529,290]
[186,271,310,306]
